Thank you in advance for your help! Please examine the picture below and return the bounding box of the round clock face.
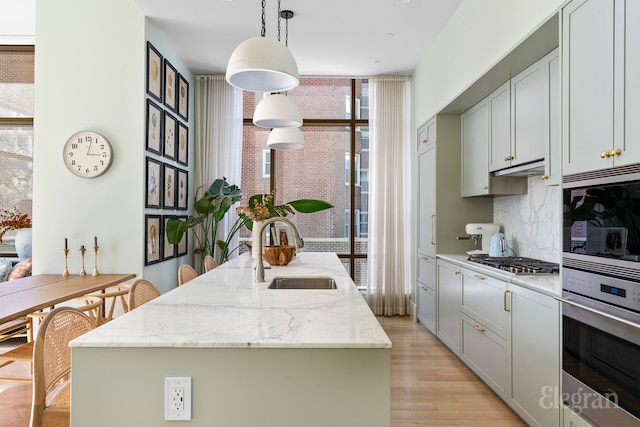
[63,131,113,178]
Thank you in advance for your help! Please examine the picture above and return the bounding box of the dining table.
[0,273,136,324]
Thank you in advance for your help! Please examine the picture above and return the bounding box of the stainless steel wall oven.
[562,165,640,426]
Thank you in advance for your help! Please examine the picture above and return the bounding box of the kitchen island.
[70,252,391,427]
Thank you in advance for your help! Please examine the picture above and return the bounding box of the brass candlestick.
[80,246,87,276]
[63,249,70,277]
[92,245,100,277]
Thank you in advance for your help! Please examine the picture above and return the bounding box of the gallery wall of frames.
[143,41,190,266]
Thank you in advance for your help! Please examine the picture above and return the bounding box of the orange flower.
[0,207,32,244]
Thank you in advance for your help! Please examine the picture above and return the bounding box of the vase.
[251,220,264,267]
[15,228,32,260]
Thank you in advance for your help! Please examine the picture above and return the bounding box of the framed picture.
[145,157,162,208]
[163,163,176,209]
[177,168,188,210]
[162,215,176,260]
[144,214,162,265]
[176,215,188,257]
[146,99,163,155]
[178,73,189,121]
[164,111,177,161]
[146,42,163,102]
[177,122,188,165]
[164,59,177,111]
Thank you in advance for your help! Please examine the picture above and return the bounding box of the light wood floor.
[0,316,525,427]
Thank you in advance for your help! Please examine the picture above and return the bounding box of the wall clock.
[62,130,113,178]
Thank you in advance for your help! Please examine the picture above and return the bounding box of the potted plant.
[236,191,333,259]
[166,177,243,265]
[0,207,32,259]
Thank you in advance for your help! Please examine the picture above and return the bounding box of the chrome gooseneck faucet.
[254,217,304,282]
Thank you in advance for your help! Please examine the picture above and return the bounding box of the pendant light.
[225,0,299,93]
[267,127,305,150]
[253,93,302,128]
[252,6,303,129]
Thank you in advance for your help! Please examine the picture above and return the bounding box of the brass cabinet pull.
[473,274,485,281]
[610,148,621,157]
[454,271,460,275]
[541,175,549,180]
[482,185,488,191]
[601,151,610,158]
[504,155,514,161]
[503,290,511,312]
[430,214,436,245]
[474,324,486,333]
[422,138,428,144]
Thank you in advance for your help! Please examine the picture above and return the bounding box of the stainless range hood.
[493,159,545,177]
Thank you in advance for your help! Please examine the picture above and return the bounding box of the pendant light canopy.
[225,36,299,93]
[267,127,305,150]
[253,93,303,128]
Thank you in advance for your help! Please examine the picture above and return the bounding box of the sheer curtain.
[193,75,243,270]
[367,77,412,316]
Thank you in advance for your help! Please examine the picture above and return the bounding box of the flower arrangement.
[236,190,333,227]
[0,207,32,243]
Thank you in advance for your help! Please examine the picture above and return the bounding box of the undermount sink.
[267,277,337,290]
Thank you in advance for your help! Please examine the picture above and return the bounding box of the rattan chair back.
[178,264,198,285]
[203,255,218,272]
[127,279,160,310]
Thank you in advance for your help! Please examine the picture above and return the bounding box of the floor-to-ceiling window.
[241,78,369,288]
[0,46,34,256]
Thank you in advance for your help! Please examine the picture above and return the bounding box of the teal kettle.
[489,233,509,257]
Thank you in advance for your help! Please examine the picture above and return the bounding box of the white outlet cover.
[165,376,192,420]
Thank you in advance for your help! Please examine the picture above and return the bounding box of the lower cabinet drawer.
[460,268,509,339]
[418,255,436,288]
[460,313,509,399]
[417,280,436,334]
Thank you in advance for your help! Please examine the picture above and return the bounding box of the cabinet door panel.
[562,0,615,174]
[417,144,436,256]
[417,255,436,288]
[510,284,561,427]
[461,313,509,399]
[417,280,436,334]
[461,100,489,196]
[489,82,511,171]
[460,269,509,339]
[511,62,546,166]
[436,260,461,355]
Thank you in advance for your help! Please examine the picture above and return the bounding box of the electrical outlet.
[165,377,192,420]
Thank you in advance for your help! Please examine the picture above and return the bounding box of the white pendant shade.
[225,37,300,93]
[267,127,305,150]
[253,93,303,128]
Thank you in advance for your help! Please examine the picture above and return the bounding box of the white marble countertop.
[437,254,561,296]
[71,252,392,349]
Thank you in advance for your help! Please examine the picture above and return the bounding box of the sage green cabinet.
[563,0,640,175]
[436,260,461,355]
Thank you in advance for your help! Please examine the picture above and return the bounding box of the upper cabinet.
[488,81,511,172]
[563,0,640,175]
[461,99,490,197]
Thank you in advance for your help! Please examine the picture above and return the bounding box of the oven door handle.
[555,297,640,331]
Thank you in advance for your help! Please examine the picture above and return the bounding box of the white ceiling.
[133,0,462,76]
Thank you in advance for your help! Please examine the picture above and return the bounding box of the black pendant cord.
[261,0,266,37]
[277,0,282,42]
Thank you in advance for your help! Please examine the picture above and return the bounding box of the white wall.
[33,0,193,292]
[412,0,563,123]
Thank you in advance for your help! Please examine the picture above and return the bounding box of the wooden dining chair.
[178,264,198,285]
[0,317,34,382]
[30,307,95,427]
[88,284,130,322]
[203,255,218,272]
[127,279,160,310]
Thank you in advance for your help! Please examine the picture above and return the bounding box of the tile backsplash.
[493,176,561,262]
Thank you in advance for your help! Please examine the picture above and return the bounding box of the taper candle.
[94,236,97,246]
[65,238,68,250]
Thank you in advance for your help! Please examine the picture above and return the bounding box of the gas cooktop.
[468,255,560,275]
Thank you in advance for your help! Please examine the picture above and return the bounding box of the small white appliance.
[464,223,500,255]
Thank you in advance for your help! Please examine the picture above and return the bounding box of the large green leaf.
[287,199,333,213]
